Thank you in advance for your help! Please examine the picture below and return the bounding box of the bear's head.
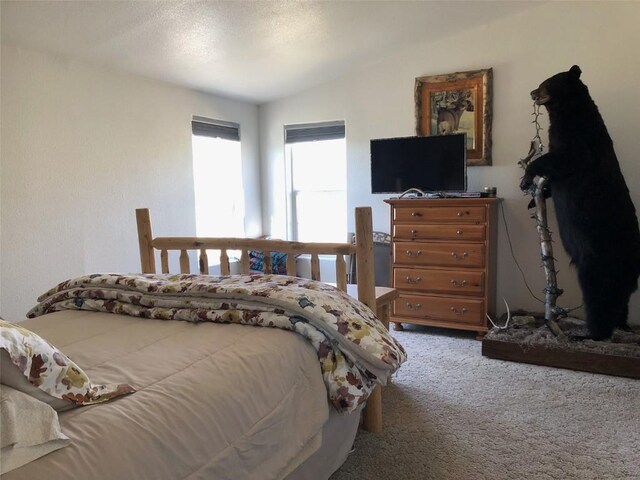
[530,65,587,107]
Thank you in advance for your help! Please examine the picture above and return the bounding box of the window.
[285,121,347,242]
[191,117,244,238]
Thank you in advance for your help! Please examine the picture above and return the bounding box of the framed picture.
[415,68,493,166]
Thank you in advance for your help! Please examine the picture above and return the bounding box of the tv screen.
[370,134,467,194]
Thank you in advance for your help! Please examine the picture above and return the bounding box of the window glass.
[192,135,244,238]
[287,137,346,242]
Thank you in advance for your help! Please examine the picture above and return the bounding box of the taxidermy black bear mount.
[520,65,640,340]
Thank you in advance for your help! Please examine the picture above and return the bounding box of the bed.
[0,207,405,480]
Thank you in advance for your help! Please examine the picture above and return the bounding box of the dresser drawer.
[394,206,486,224]
[394,224,486,241]
[394,242,485,268]
[394,293,485,325]
[394,267,484,295]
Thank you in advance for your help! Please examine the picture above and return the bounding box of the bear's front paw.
[519,174,534,192]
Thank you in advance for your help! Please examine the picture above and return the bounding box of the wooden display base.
[481,314,640,379]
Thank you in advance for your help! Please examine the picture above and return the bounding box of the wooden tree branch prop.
[520,140,564,337]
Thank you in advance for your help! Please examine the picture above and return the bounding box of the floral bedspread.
[28,273,407,413]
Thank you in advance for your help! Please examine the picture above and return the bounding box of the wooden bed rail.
[136,208,374,304]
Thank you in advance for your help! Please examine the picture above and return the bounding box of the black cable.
[500,200,545,304]
[501,198,585,313]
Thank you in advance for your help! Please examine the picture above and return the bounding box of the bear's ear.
[569,65,582,78]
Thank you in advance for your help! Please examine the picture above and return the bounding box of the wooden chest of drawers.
[384,198,499,335]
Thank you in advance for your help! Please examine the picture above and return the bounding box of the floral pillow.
[0,319,134,410]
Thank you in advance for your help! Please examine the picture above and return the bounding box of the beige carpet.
[331,325,640,480]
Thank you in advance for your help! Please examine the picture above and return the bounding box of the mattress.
[2,310,345,480]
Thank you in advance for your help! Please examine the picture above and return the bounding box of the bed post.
[355,207,383,433]
[136,208,156,274]
[355,207,376,311]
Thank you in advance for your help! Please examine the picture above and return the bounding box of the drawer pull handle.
[411,229,418,238]
[456,211,470,217]
[450,306,468,315]
[411,212,422,217]
[405,249,422,257]
[450,279,467,287]
[405,302,422,311]
[450,251,469,259]
[456,230,463,235]
[405,276,422,284]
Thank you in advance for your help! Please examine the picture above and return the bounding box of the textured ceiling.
[1,1,540,103]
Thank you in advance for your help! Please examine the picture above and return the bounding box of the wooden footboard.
[136,207,383,432]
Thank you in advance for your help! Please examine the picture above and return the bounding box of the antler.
[486,298,512,330]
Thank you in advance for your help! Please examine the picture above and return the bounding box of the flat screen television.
[370,134,467,194]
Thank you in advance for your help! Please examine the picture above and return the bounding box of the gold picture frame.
[415,68,493,166]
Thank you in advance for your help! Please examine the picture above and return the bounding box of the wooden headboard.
[135,207,376,313]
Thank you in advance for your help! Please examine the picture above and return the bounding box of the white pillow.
[0,384,70,474]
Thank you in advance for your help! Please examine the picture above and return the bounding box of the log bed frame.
[135,206,384,432]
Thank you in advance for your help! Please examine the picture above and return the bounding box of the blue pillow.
[248,250,289,275]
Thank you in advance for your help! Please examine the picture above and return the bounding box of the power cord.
[500,199,584,313]
[500,200,545,304]
[398,188,426,198]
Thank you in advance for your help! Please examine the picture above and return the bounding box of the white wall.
[259,2,640,324]
[0,45,261,320]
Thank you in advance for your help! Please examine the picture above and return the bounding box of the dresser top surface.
[384,197,501,206]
